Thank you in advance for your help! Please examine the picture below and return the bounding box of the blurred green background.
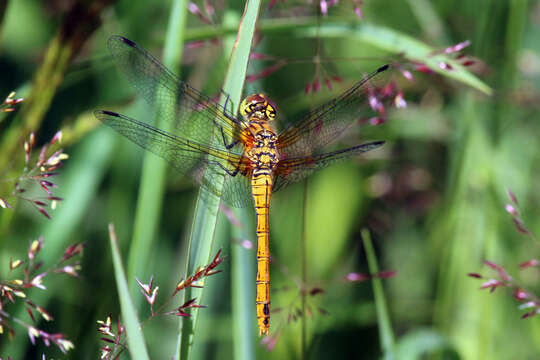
[1,0,540,359]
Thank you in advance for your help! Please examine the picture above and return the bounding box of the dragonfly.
[95,35,389,336]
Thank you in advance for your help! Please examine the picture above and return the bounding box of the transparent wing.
[277,65,390,158]
[95,110,253,207]
[107,35,247,145]
[273,141,384,192]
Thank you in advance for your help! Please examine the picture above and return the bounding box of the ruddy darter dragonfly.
[95,36,388,336]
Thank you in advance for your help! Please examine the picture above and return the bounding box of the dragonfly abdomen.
[252,171,272,335]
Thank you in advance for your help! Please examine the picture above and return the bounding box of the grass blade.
[223,10,256,360]
[109,224,150,360]
[177,1,262,358]
[126,0,189,300]
[231,207,256,360]
[361,228,395,360]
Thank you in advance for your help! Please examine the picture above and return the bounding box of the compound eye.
[266,106,276,119]
[249,103,256,111]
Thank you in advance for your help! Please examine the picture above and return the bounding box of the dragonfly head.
[240,94,277,122]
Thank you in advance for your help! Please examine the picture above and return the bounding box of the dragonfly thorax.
[240,93,276,122]
[247,130,279,171]
[254,130,277,147]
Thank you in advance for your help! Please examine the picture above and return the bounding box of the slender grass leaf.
[109,224,150,360]
[177,1,262,359]
[362,228,395,360]
[127,0,189,300]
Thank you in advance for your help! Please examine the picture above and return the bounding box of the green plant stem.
[177,0,262,358]
[301,178,309,360]
[362,228,395,360]
[225,10,257,355]
[495,0,527,139]
[126,0,189,304]
[225,10,256,360]
[109,224,150,360]
[231,207,256,360]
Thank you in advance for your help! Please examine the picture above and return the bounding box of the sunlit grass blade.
[231,207,256,360]
[301,180,309,359]
[109,224,150,360]
[223,10,256,360]
[126,0,189,300]
[221,3,262,352]
[362,228,395,360]
[188,212,227,359]
[177,0,262,359]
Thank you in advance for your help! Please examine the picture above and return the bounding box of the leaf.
[109,224,150,360]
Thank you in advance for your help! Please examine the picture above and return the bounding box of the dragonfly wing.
[273,141,384,192]
[95,110,253,207]
[221,170,253,208]
[107,35,247,145]
[277,65,390,158]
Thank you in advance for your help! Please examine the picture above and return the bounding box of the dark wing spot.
[377,64,390,73]
[120,36,137,47]
[101,110,121,117]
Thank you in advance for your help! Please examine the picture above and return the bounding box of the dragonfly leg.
[223,92,230,111]
[222,90,233,113]
[220,126,240,150]
[216,161,240,177]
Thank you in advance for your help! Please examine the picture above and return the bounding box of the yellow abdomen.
[252,171,272,335]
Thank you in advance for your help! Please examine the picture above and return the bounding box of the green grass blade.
[361,228,395,360]
[189,211,230,359]
[177,1,262,358]
[126,0,189,300]
[109,224,150,360]
[231,207,256,360]
[177,193,221,360]
[223,10,256,360]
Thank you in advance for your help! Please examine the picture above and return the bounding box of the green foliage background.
[1,0,540,359]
